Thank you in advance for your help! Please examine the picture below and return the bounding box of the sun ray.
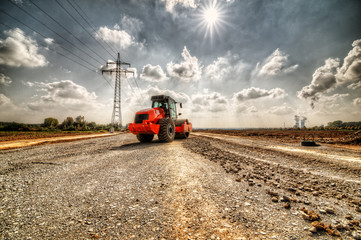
[194,0,228,44]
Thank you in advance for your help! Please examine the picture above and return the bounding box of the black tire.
[158,118,175,142]
[175,132,190,139]
[301,141,317,146]
[136,134,154,143]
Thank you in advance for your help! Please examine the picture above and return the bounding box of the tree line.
[0,116,123,131]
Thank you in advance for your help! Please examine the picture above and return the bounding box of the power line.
[7,0,104,65]
[101,74,114,89]
[0,10,98,69]
[54,0,112,62]
[0,22,96,73]
[28,0,107,63]
[70,0,118,54]
[65,0,116,58]
[0,17,113,88]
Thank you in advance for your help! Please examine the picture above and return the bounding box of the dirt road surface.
[1,133,360,239]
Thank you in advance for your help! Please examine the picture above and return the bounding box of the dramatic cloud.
[347,81,361,90]
[141,64,168,82]
[0,93,12,106]
[27,80,99,111]
[167,46,202,82]
[268,105,294,115]
[191,91,228,112]
[258,49,298,76]
[234,87,286,101]
[120,15,143,36]
[353,98,361,106]
[298,58,339,107]
[0,73,12,86]
[337,39,361,82]
[161,0,197,12]
[0,28,48,68]
[204,52,248,83]
[95,25,142,50]
[299,39,361,108]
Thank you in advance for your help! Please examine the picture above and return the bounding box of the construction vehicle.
[128,95,192,142]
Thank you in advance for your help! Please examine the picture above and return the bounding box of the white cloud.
[234,87,287,101]
[299,39,361,108]
[44,38,54,45]
[191,91,228,113]
[204,52,248,83]
[95,25,142,50]
[337,39,361,82]
[120,15,143,36]
[161,0,198,12]
[27,80,99,111]
[0,28,48,68]
[0,93,12,106]
[123,86,190,118]
[258,48,298,76]
[141,64,168,82]
[236,104,258,113]
[144,86,190,103]
[353,97,361,106]
[313,93,349,114]
[0,93,20,122]
[268,105,294,115]
[298,58,339,107]
[167,46,202,82]
[347,81,361,90]
[0,73,12,86]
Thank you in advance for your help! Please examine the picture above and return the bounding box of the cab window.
[170,102,177,119]
[153,101,168,109]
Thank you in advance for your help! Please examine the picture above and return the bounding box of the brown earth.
[194,129,361,146]
[0,131,105,142]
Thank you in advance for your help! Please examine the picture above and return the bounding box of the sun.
[203,6,220,26]
[196,1,227,42]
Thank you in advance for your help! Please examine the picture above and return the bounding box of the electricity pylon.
[102,53,134,127]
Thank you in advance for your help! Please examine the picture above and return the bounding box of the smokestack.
[300,116,307,128]
[294,115,300,128]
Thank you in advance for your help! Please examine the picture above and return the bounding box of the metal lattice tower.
[102,53,134,127]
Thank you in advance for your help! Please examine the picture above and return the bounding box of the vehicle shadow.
[110,140,170,151]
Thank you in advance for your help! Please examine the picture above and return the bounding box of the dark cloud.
[347,81,361,90]
[141,64,168,82]
[337,39,361,82]
[298,58,339,107]
[167,46,202,82]
[0,28,48,68]
[298,39,361,108]
[0,73,12,86]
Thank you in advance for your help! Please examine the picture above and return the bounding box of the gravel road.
[1,133,360,239]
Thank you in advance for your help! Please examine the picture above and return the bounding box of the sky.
[0,0,360,128]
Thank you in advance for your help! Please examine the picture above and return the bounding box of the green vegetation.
[0,115,125,132]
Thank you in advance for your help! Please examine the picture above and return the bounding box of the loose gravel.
[1,133,360,239]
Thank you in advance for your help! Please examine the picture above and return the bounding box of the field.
[0,131,106,142]
[194,129,361,146]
